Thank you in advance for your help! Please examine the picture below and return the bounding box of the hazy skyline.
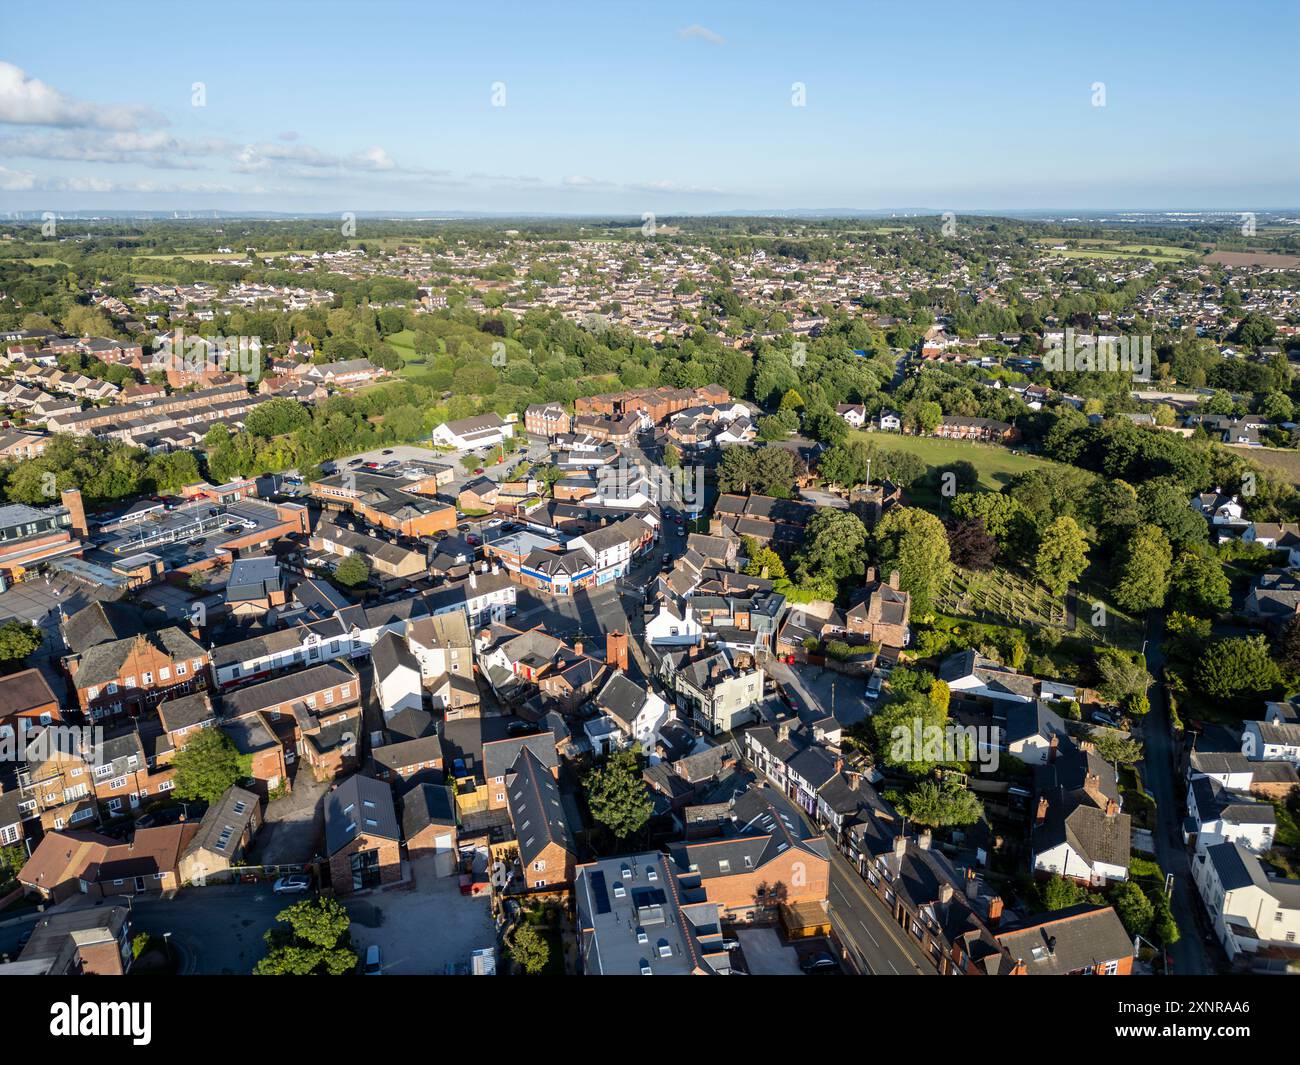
[2,0,1298,214]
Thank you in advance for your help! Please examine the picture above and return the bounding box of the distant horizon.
[6,206,1300,222]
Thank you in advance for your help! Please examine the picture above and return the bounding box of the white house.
[877,410,902,432]
[569,517,650,586]
[1242,718,1300,766]
[939,650,1039,705]
[1186,776,1276,854]
[1192,841,1300,965]
[431,412,513,451]
[835,403,867,429]
[644,599,702,647]
[371,631,424,719]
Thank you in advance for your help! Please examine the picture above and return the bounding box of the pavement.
[826,841,934,975]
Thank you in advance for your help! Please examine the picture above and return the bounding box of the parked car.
[473,467,485,475]
[381,449,394,455]
[800,952,839,974]
[363,944,382,975]
[272,875,312,894]
[1091,710,1123,728]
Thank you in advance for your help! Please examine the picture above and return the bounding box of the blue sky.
[1,0,1297,214]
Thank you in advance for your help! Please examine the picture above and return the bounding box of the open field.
[1206,249,1300,268]
[1035,239,1198,263]
[1226,444,1300,486]
[857,431,1064,492]
[385,328,429,377]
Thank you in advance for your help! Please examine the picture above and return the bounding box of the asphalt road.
[825,840,933,976]
[1141,611,1211,975]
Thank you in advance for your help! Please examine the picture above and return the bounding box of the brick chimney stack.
[607,630,629,672]
[938,882,953,904]
[573,639,583,657]
[918,828,932,851]
[987,896,1004,927]
[1049,734,1059,763]
[61,487,88,538]
[888,569,900,590]
[893,834,907,859]
[1035,796,1049,825]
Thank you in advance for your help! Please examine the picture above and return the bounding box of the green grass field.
[1034,239,1198,263]
[858,431,1062,492]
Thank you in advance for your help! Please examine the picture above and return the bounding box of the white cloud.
[0,62,166,130]
[0,164,36,191]
[677,24,725,46]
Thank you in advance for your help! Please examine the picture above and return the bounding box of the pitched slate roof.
[506,747,574,868]
[401,783,457,840]
[324,774,400,854]
[994,904,1134,974]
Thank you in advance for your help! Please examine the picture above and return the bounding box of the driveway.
[346,859,496,975]
[248,775,330,866]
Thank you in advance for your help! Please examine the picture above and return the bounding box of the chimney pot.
[987,895,1004,926]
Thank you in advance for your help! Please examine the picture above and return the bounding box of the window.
[533,860,546,872]
[159,668,170,682]
[176,663,187,677]
[324,690,334,705]
[340,685,351,699]
[142,672,153,685]
[106,683,118,695]
[193,659,203,672]
[124,677,135,689]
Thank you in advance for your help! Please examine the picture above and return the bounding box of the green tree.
[508,923,551,975]
[333,554,370,588]
[875,506,951,612]
[583,747,653,841]
[898,778,984,827]
[172,727,250,805]
[1095,648,1152,706]
[1041,874,1088,910]
[1113,881,1154,938]
[0,620,42,665]
[795,508,870,595]
[254,897,357,976]
[1035,516,1088,595]
[1089,730,1144,765]
[1112,523,1172,614]
[1195,635,1281,700]
[1166,551,1231,616]
[744,544,787,581]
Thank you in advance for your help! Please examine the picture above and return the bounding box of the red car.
[473,467,484,475]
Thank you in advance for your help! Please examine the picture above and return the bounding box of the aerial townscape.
[0,7,1294,1033]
